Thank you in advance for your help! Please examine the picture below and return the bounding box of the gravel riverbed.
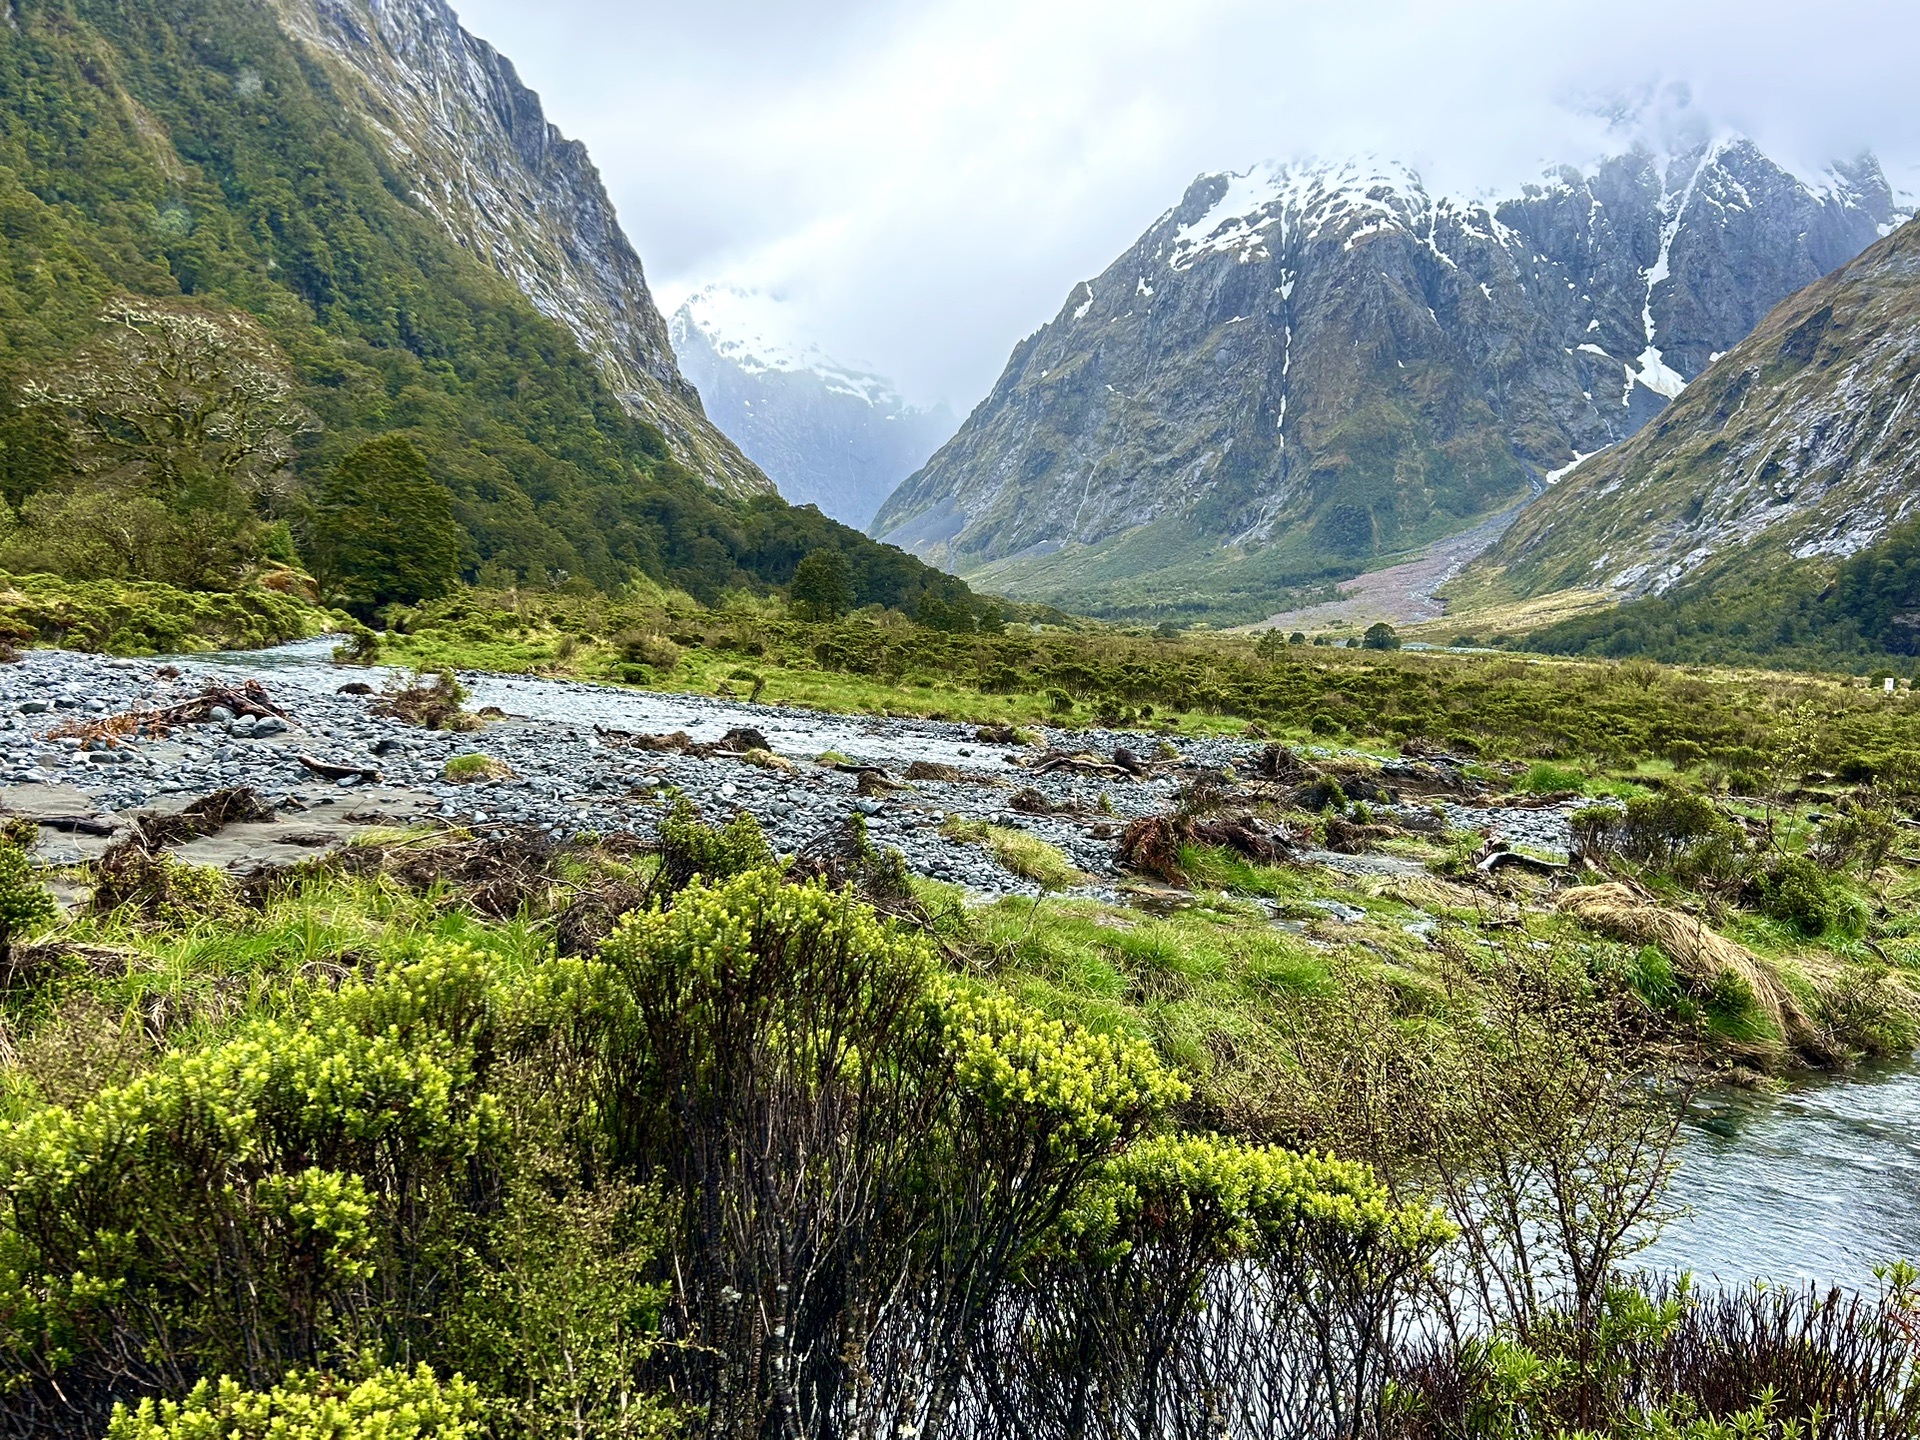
[0,639,1583,896]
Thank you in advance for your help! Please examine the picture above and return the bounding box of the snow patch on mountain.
[672,288,955,529]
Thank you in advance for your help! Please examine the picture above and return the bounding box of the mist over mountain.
[670,288,955,528]
[873,138,1906,623]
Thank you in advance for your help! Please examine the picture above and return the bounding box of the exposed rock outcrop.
[874,142,1904,619]
[269,0,770,496]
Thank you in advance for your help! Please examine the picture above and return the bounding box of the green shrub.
[0,839,55,963]
[648,796,775,901]
[105,1365,483,1440]
[1747,855,1863,938]
[1577,791,1746,886]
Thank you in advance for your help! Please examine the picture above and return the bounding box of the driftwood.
[296,754,383,784]
[24,814,120,837]
[1031,752,1134,779]
[1475,845,1569,877]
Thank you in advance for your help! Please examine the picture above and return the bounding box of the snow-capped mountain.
[873,140,1906,621]
[1480,214,1920,599]
[670,287,955,528]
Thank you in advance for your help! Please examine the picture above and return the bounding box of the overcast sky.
[449,0,1919,410]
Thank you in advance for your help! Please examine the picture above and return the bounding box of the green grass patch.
[942,817,1086,889]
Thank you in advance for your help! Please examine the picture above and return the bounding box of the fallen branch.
[23,814,121,837]
[296,755,383,784]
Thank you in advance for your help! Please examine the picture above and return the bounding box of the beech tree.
[789,548,853,621]
[307,436,464,615]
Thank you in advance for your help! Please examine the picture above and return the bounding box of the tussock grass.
[1557,883,1804,1044]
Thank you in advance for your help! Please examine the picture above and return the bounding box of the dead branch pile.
[1010,787,1070,816]
[1252,743,1311,782]
[1189,814,1294,864]
[1027,746,1165,780]
[371,673,475,731]
[1323,816,1403,855]
[1116,810,1296,883]
[594,725,779,761]
[44,679,285,747]
[325,828,560,919]
[132,787,278,848]
[788,815,925,922]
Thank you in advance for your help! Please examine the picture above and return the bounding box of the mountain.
[268,0,765,498]
[0,0,966,611]
[1478,216,1920,597]
[874,142,1906,624]
[1470,216,1920,668]
[670,287,956,528]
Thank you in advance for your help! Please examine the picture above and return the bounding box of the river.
[1646,1063,1920,1288]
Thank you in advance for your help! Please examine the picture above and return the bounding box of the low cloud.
[452,0,1920,409]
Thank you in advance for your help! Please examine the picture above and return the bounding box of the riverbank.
[0,638,1583,898]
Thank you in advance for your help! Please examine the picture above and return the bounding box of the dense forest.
[1524,520,1920,672]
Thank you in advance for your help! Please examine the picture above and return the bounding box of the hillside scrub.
[0,571,335,653]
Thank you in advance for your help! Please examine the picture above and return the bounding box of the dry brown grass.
[1556,883,1807,1041]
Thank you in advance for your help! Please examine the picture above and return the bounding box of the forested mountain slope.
[0,0,959,610]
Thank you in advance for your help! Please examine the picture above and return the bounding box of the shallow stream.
[1647,1063,1920,1288]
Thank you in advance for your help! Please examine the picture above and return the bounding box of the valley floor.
[1244,501,1532,636]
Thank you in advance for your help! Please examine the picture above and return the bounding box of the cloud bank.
[450,0,1920,409]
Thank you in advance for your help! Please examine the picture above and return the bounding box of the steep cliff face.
[671,287,955,528]
[874,142,1903,621]
[268,0,769,497]
[1479,216,1920,598]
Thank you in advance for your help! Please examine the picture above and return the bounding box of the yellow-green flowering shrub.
[1066,1132,1450,1264]
[105,1364,482,1440]
[941,984,1187,1154]
[0,947,510,1396]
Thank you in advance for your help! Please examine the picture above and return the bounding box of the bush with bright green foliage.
[1518,761,1588,795]
[1747,854,1865,939]
[0,839,55,962]
[646,794,775,899]
[0,947,508,1400]
[104,1365,483,1440]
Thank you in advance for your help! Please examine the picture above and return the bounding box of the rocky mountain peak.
[267,0,770,496]
[671,287,955,528]
[872,138,1907,622]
